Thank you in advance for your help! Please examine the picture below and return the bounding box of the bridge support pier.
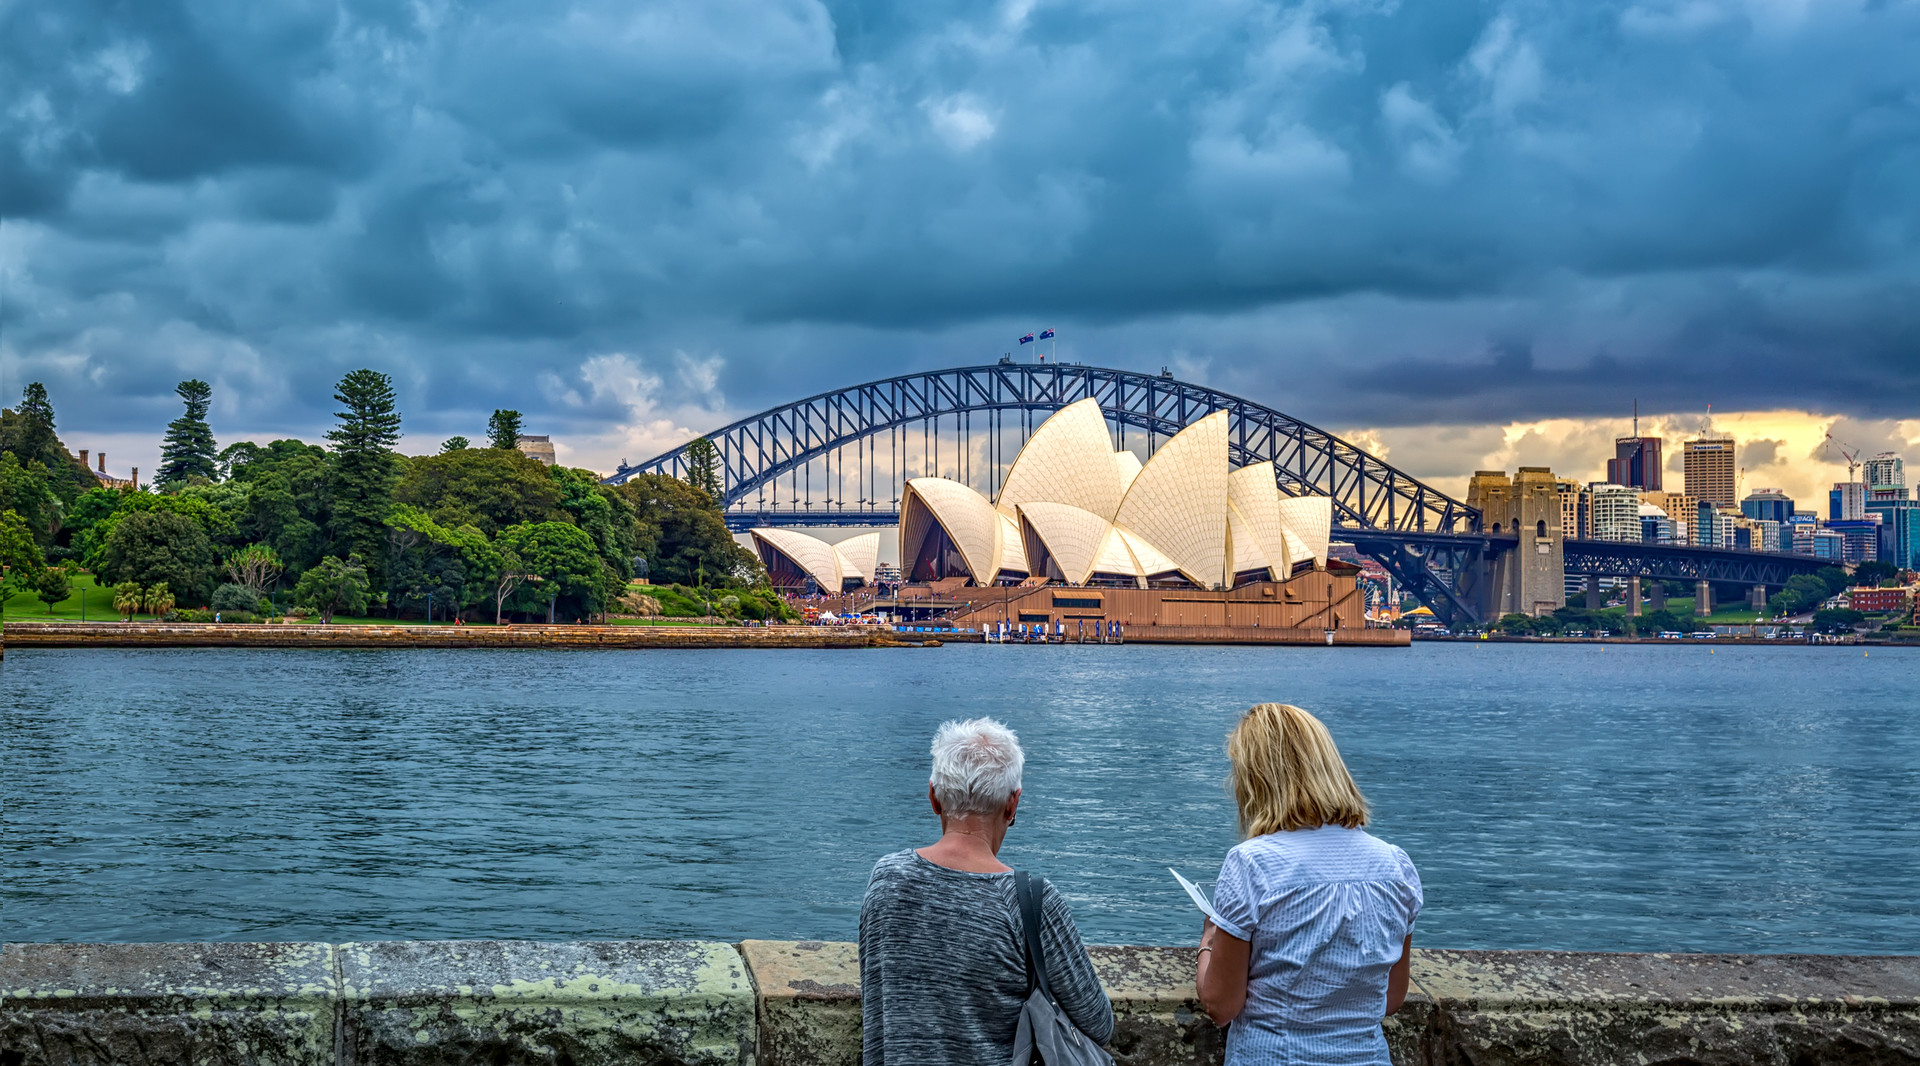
[1750,585,1769,611]
[1650,582,1667,611]
[1586,575,1604,609]
[1628,577,1642,617]
[1695,580,1714,617]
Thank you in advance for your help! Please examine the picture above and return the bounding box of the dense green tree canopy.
[498,521,607,621]
[156,379,219,489]
[394,447,561,535]
[615,473,760,588]
[98,510,218,605]
[683,437,721,499]
[295,555,370,623]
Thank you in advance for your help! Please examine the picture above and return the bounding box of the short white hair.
[929,717,1025,816]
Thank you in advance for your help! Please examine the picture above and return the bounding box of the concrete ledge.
[0,623,897,651]
[0,941,337,1066]
[338,941,753,1066]
[7,942,1918,1066]
[734,942,1920,1066]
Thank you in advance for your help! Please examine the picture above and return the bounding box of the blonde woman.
[1196,703,1422,1064]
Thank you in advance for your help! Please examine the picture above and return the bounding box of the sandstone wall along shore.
[3,940,1915,1066]
[0,621,907,651]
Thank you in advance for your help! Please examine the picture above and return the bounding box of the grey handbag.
[1011,871,1114,1066]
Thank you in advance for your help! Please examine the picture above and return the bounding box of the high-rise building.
[1864,452,1905,491]
[1684,436,1737,509]
[1589,483,1641,542]
[1555,477,1589,539]
[1830,482,1866,521]
[1810,529,1846,561]
[1867,498,1920,570]
[1787,511,1819,554]
[1826,518,1882,563]
[1741,488,1795,525]
[1638,503,1676,545]
[1606,437,1664,491]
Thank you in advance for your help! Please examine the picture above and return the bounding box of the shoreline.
[0,620,909,651]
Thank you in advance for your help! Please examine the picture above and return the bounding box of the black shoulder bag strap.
[1015,870,1056,1004]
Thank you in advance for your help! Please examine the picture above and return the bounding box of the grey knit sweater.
[858,849,1115,1066]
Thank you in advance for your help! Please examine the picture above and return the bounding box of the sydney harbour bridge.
[602,363,1832,626]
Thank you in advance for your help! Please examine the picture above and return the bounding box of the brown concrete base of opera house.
[876,564,1407,646]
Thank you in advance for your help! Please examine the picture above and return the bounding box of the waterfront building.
[1830,482,1865,521]
[1741,488,1795,525]
[1825,517,1882,564]
[1555,477,1589,539]
[749,529,881,592]
[1756,519,1783,553]
[515,435,557,466]
[897,398,1332,589]
[1866,498,1920,570]
[1864,452,1905,492]
[1684,436,1737,509]
[1588,483,1640,542]
[1638,503,1676,545]
[1607,436,1663,491]
[1847,586,1913,614]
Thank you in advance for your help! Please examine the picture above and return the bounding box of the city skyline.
[5,0,1919,508]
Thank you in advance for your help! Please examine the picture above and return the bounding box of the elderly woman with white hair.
[859,717,1114,1065]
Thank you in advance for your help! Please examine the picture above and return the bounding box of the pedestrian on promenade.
[859,717,1114,1065]
[1196,703,1422,1064]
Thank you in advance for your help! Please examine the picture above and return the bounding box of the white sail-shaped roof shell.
[751,528,852,590]
[996,399,1124,521]
[1112,451,1143,495]
[996,512,1028,577]
[1018,502,1115,586]
[902,477,1003,583]
[1114,410,1231,588]
[1227,504,1271,579]
[1276,496,1333,569]
[835,532,880,582]
[1228,462,1294,580]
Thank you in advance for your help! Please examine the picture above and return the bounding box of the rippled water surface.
[4,642,1915,950]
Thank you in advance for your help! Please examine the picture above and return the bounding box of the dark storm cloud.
[4,0,1919,463]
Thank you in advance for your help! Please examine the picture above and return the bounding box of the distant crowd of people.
[860,706,1420,1066]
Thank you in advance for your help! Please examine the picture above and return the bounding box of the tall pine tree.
[155,379,218,489]
[684,437,721,500]
[326,369,402,586]
[488,409,522,450]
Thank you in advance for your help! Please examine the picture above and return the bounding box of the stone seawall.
[5,941,1915,1066]
[0,622,902,651]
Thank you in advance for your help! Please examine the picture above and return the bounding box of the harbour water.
[3,643,1915,951]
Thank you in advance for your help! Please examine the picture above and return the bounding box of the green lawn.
[2,572,122,622]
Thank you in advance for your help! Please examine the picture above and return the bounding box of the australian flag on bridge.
[1019,332,1035,345]
[1039,328,1055,339]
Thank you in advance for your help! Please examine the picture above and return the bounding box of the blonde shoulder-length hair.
[1227,703,1369,837]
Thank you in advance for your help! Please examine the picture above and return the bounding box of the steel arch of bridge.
[604,363,1477,535]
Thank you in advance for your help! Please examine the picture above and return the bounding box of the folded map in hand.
[1169,868,1225,928]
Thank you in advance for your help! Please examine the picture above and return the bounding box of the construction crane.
[1823,433,1862,482]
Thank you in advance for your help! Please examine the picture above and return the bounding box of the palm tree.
[112,582,142,621]
[144,582,175,619]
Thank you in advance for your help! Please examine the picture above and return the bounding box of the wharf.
[0,621,905,651]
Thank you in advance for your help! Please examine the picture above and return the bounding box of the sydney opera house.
[747,400,1389,642]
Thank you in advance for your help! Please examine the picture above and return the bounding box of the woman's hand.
[1194,919,1251,1027]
